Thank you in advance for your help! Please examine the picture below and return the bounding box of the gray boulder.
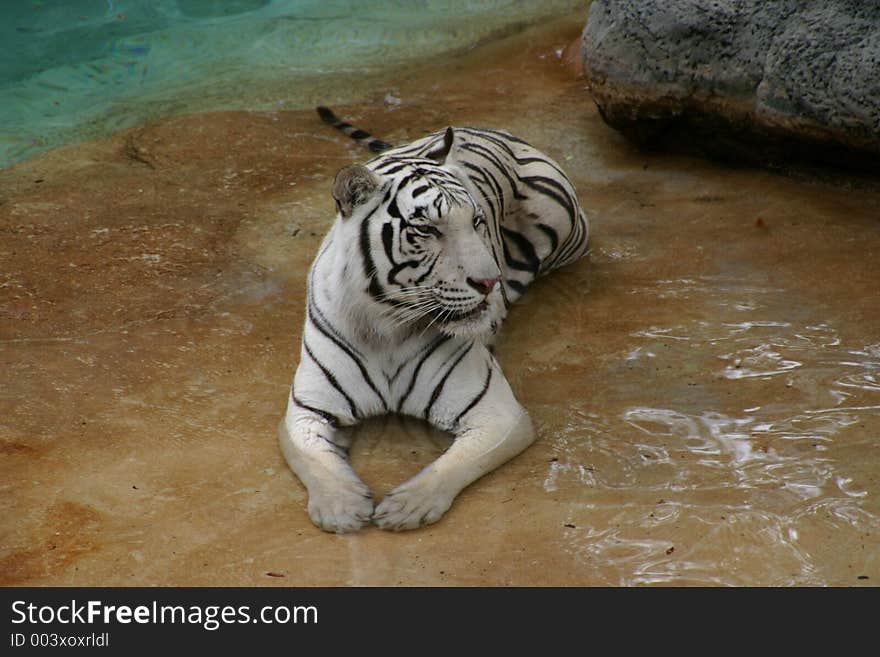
[582,0,880,168]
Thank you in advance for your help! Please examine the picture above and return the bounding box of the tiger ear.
[332,164,380,218]
[427,127,456,164]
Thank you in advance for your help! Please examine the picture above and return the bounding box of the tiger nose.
[466,276,501,296]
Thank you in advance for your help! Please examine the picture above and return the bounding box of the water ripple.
[549,314,880,584]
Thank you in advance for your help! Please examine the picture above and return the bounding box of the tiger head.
[331,128,504,340]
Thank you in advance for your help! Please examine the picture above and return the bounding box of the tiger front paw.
[372,478,455,531]
[306,481,374,534]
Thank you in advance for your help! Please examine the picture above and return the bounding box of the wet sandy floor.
[2,16,879,586]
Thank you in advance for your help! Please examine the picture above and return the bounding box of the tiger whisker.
[377,296,438,314]
[380,306,435,326]
[378,308,438,332]
[374,290,433,302]
[373,286,436,302]
[382,302,441,326]
[417,304,453,339]
[375,297,443,330]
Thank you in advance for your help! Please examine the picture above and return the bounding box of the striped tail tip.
[317,105,393,153]
[316,106,337,124]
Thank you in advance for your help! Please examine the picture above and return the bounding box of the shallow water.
[1,0,583,167]
[1,13,879,586]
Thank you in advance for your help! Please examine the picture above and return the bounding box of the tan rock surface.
[2,17,879,586]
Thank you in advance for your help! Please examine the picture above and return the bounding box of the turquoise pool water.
[1,0,586,168]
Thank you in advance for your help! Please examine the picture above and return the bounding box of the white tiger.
[279,107,590,532]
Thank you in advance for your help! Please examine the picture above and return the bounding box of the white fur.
[279,126,589,532]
